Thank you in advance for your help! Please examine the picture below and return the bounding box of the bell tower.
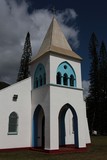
[30,17,90,151]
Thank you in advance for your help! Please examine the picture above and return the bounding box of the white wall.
[65,109,74,145]
[30,52,83,89]
[30,54,50,89]
[31,85,50,149]
[49,54,82,88]
[49,85,90,149]
[30,53,90,150]
[0,78,32,149]
[31,85,90,150]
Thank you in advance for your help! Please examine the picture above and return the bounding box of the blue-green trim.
[56,61,76,87]
[34,63,46,88]
[59,103,79,147]
[33,83,83,91]
[32,105,45,147]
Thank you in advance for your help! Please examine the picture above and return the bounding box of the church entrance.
[33,105,45,148]
[59,103,79,148]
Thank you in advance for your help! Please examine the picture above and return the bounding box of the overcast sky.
[0,0,92,97]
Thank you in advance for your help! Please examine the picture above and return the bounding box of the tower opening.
[33,105,45,148]
[59,103,79,148]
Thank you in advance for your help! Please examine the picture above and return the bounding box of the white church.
[0,17,91,152]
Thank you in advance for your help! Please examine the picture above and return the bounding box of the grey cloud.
[82,80,90,99]
[0,0,79,84]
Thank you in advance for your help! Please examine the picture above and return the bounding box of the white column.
[44,111,50,150]
[44,105,59,150]
[50,113,59,150]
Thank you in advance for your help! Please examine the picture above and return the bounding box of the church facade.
[0,17,90,151]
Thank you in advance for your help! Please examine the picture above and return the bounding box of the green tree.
[17,32,32,82]
[87,33,99,134]
[98,41,107,134]
[87,34,107,135]
[88,33,99,99]
[99,41,107,98]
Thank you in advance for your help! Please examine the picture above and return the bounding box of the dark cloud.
[0,0,79,84]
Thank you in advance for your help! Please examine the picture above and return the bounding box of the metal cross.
[52,6,56,16]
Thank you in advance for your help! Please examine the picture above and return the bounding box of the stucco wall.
[31,84,90,150]
[30,53,90,150]
[49,85,90,149]
[31,85,50,149]
[30,52,82,89]
[0,78,32,149]
[30,54,50,89]
[49,54,82,88]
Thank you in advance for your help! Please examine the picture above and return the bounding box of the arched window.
[8,112,18,134]
[57,72,61,84]
[40,75,42,86]
[56,61,76,87]
[63,73,68,85]
[34,64,46,88]
[44,73,46,84]
[35,78,38,88]
[70,75,74,86]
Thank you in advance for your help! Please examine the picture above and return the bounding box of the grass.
[0,136,107,160]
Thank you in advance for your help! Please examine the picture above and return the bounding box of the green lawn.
[0,136,107,160]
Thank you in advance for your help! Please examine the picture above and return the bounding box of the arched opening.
[34,63,46,88]
[44,73,46,84]
[8,112,18,134]
[39,75,42,86]
[57,72,61,84]
[56,61,76,87]
[59,103,78,148]
[32,105,45,148]
[35,78,38,88]
[63,73,68,85]
[70,75,74,86]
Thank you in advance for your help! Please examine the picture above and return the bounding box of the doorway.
[33,105,45,148]
[59,103,79,147]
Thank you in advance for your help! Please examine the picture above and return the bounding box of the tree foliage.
[0,81,9,90]
[17,32,32,82]
[88,33,99,100]
[87,33,107,135]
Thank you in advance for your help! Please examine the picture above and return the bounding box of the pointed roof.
[31,17,82,63]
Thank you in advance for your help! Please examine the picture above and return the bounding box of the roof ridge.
[49,17,54,51]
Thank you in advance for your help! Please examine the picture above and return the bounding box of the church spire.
[31,17,82,63]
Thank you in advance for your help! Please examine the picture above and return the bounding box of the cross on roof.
[52,6,56,16]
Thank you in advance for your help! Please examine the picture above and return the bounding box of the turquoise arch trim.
[59,103,79,147]
[57,61,76,87]
[32,105,45,147]
[34,63,46,88]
